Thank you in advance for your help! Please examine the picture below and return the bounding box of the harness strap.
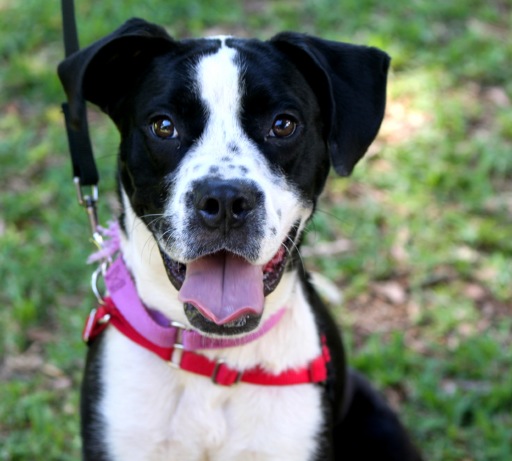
[83,298,331,387]
[60,0,99,187]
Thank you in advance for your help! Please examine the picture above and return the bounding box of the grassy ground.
[1,0,511,459]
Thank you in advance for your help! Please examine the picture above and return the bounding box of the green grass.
[1,0,511,459]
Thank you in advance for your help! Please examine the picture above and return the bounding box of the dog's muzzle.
[159,178,293,336]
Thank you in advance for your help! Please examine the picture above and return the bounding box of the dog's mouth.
[160,239,289,335]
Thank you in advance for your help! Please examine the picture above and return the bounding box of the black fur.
[80,337,109,460]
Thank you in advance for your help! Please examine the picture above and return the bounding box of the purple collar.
[102,244,285,351]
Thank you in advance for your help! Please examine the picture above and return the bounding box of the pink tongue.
[178,253,264,325]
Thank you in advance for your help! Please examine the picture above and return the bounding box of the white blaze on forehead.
[196,41,243,136]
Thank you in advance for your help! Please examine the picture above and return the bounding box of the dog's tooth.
[225,315,249,328]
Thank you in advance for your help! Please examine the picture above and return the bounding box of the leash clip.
[74,177,102,247]
[91,261,109,305]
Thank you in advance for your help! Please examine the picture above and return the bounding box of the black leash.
[60,0,101,237]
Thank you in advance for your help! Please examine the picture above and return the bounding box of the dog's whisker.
[141,234,158,262]
[314,208,346,225]
[139,213,166,229]
[283,234,306,273]
[161,227,176,248]
[147,238,160,264]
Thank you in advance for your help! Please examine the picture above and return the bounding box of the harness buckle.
[211,359,242,386]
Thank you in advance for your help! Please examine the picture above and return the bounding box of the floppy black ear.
[270,32,390,176]
[57,18,175,128]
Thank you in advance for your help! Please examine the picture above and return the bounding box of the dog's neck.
[117,192,322,373]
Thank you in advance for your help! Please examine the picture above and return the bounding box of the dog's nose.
[193,179,260,230]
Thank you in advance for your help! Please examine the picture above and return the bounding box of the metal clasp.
[91,261,109,305]
[73,176,112,302]
[74,176,98,208]
[168,321,187,368]
[74,177,102,247]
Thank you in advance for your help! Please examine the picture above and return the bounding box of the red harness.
[84,297,331,387]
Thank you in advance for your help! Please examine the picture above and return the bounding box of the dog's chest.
[100,329,325,461]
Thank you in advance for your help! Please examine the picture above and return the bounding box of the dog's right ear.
[58,18,175,128]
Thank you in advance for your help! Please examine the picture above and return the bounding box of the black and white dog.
[58,18,422,461]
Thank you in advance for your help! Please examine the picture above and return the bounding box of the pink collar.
[99,256,286,351]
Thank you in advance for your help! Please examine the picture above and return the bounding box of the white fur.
[99,41,325,461]
[101,281,324,461]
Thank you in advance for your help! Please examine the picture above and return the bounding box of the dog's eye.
[269,116,297,138]
[151,116,178,139]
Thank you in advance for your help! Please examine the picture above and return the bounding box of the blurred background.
[0,1,511,459]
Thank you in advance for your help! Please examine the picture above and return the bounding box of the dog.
[58,18,422,461]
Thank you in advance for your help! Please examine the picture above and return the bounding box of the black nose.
[193,179,260,231]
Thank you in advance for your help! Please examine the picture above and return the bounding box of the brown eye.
[151,116,178,139]
[269,115,297,138]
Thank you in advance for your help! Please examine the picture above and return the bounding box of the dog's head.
[59,18,389,336]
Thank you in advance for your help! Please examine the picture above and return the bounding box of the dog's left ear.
[58,18,175,128]
[270,33,390,176]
